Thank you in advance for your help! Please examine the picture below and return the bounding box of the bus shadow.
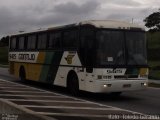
[17,79,69,94]
[79,92,142,102]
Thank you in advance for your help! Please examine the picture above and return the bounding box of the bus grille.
[114,75,138,79]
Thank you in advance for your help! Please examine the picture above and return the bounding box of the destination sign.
[9,52,39,63]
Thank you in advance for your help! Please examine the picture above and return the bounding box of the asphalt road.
[0,67,160,116]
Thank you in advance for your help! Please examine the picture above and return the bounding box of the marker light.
[103,84,112,88]
[103,85,107,88]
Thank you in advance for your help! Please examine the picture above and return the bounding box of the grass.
[148,60,160,80]
[147,32,160,49]
[149,69,160,80]
[148,61,160,68]
[149,83,160,88]
[0,64,9,68]
[147,31,160,80]
[0,47,8,65]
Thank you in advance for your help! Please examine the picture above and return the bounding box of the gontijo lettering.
[9,52,38,63]
[9,54,16,60]
[18,54,35,60]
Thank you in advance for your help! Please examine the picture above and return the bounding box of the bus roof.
[79,20,144,30]
[11,20,144,36]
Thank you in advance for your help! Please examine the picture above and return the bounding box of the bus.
[9,20,148,95]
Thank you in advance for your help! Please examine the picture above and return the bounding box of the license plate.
[123,84,131,88]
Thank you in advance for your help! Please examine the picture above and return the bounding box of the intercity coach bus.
[9,20,148,95]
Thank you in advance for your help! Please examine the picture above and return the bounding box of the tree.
[0,36,9,46]
[144,9,160,32]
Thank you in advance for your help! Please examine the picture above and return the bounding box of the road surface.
[0,67,160,119]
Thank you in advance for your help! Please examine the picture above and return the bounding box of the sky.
[0,0,159,38]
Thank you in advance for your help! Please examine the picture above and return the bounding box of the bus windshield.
[96,30,147,66]
[126,31,147,65]
[96,30,125,66]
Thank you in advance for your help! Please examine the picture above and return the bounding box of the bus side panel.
[53,51,86,91]
[13,62,41,81]
[27,63,43,81]
[38,51,63,83]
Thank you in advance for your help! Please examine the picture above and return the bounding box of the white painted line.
[0,79,82,101]
[22,105,120,111]
[0,94,65,98]
[0,90,49,93]
[37,112,109,118]
[8,99,88,104]
[0,78,145,115]
[0,84,23,87]
[0,86,36,89]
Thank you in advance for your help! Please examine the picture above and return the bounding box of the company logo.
[65,55,75,64]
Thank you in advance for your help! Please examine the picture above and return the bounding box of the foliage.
[0,47,8,65]
[0,36,9,47]
[144,9,160,32]
[147,31,160,79]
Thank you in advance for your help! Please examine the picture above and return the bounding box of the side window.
[10,37,17,50]
[27,35,36,49]
[38,33,47,49]
[49,32,61,49]
[80,28,94,49]
[19,36,25,50]
[80,27,95,70]
[63,30,78,48]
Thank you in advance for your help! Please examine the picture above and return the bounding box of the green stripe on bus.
[39,52,54,82]
[39,51,63,83]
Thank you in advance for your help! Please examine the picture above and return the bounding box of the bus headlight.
[103,85,107,88]
[103,84,112,88]
[144,83,147,86]
[141,82,147,86]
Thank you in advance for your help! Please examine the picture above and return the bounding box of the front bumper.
[86,79,148,93]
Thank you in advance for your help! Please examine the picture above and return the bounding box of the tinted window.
[63,30,77,48]
[10,37,17,50]
[49,32,61,49]
[38,33,47,49]
[80,28,95,67]
[80,28,94,49]
[27,35,36,49]
[19,36,25,50]
[126,32,147,65]
[96,30,125,65]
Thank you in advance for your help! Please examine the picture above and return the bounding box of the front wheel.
[19,67,26,81]
[67,74,79,96]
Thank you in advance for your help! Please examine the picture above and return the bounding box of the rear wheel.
[19,67,26,81]
[67,73,79,96]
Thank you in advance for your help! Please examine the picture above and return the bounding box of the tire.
[19,67,26,81]
[67,73,79,96]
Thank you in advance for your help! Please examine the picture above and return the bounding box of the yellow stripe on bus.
[36,52,46,63]
[140,68,148,76]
